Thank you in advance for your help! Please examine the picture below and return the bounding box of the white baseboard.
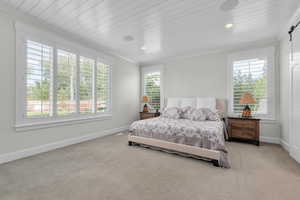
[0,125,129,165]
[290,145,300,163]
[260,136,280,144]
[280,139,290,152]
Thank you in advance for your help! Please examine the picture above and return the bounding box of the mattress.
[129,117,230,168]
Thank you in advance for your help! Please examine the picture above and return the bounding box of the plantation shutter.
[57,49,77,115]
[79,56,94,114]
[232,58,268,115]
[96,62,111,112]
[144,71,161,110]
[26,40,53,117]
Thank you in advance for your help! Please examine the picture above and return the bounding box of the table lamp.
[142,96,150,112]
[240,93,256,118]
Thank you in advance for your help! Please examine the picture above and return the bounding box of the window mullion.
[76,55,80,114]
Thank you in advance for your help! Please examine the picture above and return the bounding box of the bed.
[128,97,230,168]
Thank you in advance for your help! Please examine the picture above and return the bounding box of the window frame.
[15,22,113,131]
[227,46,276,120]
[141,65,164,111]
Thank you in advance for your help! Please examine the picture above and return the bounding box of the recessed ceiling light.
[225,23,233,29]
[220,0,239,12]
[141,46,147,50]
[123,35,134,42]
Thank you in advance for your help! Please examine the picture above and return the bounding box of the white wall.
[279,37,291,149]
[164,53,228,98]
[143,43,281,142]
[0,12,140,157]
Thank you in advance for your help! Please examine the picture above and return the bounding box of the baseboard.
[260,136,280,144]
[290,145,300,163]
[0,125,129,165]
[280,139,290,152]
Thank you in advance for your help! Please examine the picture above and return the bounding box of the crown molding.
[139,37,279,66]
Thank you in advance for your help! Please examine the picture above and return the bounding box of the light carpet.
[0,132,300,200]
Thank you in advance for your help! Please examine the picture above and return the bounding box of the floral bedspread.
[129,117,230,168]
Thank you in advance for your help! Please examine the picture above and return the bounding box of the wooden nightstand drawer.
[230,127,256,139]
[228,117,260,146]
[230,119,256,128]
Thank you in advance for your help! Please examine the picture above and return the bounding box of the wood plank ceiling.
[1,0,300,63]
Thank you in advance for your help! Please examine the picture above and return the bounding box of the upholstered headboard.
[164,97,227,116]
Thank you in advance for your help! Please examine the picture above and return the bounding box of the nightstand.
[227,117,260,146]
[140,112,160,120]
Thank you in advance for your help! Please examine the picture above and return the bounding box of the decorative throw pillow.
[161,107,181,119]
[181,107,206,121]
[201,108,220,121]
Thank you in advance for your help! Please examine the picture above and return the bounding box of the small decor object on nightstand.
[142,96,150,112]
[240,93,256,118]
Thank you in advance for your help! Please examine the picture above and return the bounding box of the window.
[16,26,112,130]
[79,56,94,114]
[228,47,275,119]
[96,62,111,112]
[26,40,53,117]
[142,66,163,111]
[57,49,76,116]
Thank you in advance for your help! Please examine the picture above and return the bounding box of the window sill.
[15,114,112,132]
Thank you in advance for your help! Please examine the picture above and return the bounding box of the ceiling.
[2,0,300,64]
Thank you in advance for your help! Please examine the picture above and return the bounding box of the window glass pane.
[96,62,110,112]
[26,40,53,117]
[233,58,268,115]
[144,72,160,110]
[80,56,94,113]
[57,49,76,115]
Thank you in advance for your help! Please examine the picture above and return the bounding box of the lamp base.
[143,104,149,112]
[242,105,252,118]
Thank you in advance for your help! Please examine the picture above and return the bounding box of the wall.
[279,37,291,149]
[0,12,140,159]
[143,43,281,142]
[164,53,227,98]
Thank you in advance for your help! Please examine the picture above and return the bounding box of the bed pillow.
[201,108,220,121]
[181,107,206,121]
[161,107,181,119]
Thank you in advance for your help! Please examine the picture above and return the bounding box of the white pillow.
[196,97,216,111]
[180,98,196,108]
[167,98,181,108]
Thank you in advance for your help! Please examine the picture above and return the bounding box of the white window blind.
[57,49,77,116]
[26,40,53,117]
[143,71,161,110]
[96,62,111,112]
[79,56,94,114]
[233,58,268,115]
[16,27,113,129]
[229,47,275,119]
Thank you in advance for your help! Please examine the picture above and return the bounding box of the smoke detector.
[123,35,134,42]
[220,0,239,12]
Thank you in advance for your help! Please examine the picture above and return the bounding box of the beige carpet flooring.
[1,133,300,200]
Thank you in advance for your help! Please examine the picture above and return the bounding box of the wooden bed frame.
[128,135,220,166]
[128,98,227,167]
